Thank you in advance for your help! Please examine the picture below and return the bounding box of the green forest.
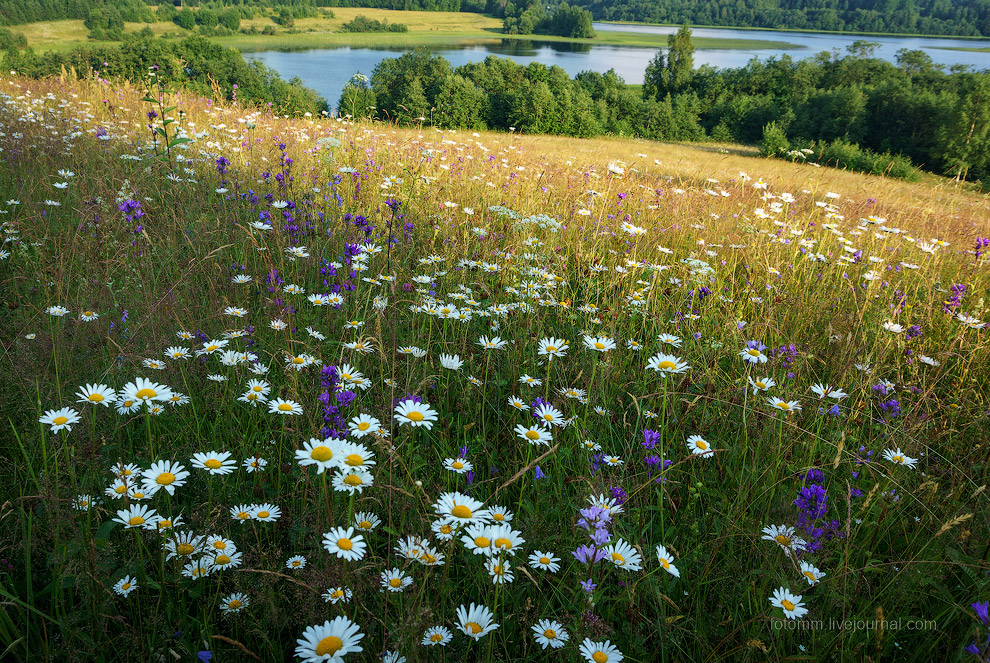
[2,0,990,36]
[338,28,990,182]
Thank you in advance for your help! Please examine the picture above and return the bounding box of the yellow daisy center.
[357,422,370,431]
[311,446,333,462]
[135,388,156,399]
[543,414,553,422]
[213,541,226,550]
[228,599,241,609]
[315,636,343,657]
[748,349,760,356]
[121,582,131,590]
[593,652,608,663]
[544,629,556,639]
[406,411,424,422]
[256,511,270,519]
[292,357,305,364]
[696,440,708,450]
[778,402,791,410]
[661,558,670,569]
[451,504,472,519]
[115,485,126,494]
[594,342,605,349]
[781,599,796,611]
[803,571,816,581]
[474,536,491,548]
[440,524,452,534]
[237,511,249,520]
[278,403,293,412]
[389,578,402,588]
[756,381,766,389]
[331,590,344,599]
[88,393,104,402]
[345,454,363,466]
[215,554,231,565]
[128,516,145,526]
[53,416,69,425]
[893,455,904,463]
[337,538,353,551]
[156,472,175,485]
[292,561,301,567]
[358,520,372,530]
[430,634,443,642]
[539,557,550,565]
[452,461,464,470]
[343,474,362,486]
[492,513,504,522]
[545,345,557,352]
[122,400,135,408]
[525,430,540,440]
[158,519,172,529]
[658,360,675,370]
[252,385,264,392]
[775,534,791,546]
[177,543,194,556]
[611,552,625,565]
[494,537,511,550]
[205,459,222,469]
[465,622,482,635]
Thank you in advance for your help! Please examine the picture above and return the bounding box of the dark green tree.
[219,9,240,31]
[175,9,196,31]
[643,23,695,100]
[938,73,990,180]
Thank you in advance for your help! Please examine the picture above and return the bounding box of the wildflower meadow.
[0,71,989,662]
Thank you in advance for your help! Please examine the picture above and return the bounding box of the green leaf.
[95,519,116,541]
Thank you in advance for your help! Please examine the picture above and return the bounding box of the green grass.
[598,18,990,39]
[933,45,990,52]
[12,10,800,54]
[0,72,987,663]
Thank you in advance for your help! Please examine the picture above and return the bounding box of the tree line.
[0,1,335,27]
[338,27,990,182]
[2,34,328,116]
[503,2,595,38]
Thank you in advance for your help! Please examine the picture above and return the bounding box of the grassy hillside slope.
[0,73,988,662]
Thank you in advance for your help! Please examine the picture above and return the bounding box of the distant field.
[11,10,800,54]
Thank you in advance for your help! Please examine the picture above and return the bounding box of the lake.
[245,22,990,109]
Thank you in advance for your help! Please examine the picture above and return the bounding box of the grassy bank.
[12,10,800,54]
[935,45,990,52]
[598,18,990,40]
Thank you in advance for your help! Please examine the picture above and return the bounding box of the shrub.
[340,15,408,33]
[759,121,790,157]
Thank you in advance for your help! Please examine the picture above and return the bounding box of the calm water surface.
[245,22,990,110]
